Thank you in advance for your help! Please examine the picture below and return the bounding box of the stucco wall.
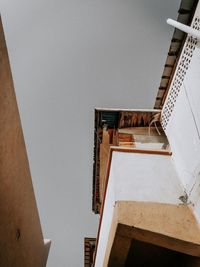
[162,2,200,222]
[95,151,183,267]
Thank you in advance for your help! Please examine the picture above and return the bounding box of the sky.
[0,0,180,266]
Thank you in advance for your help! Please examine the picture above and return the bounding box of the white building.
[91,0,200,266]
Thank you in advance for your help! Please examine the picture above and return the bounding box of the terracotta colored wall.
[0,17,46,267]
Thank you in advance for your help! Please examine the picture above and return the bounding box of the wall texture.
[163,2,200,223]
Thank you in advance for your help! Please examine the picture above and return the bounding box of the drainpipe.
[167,18,200,39]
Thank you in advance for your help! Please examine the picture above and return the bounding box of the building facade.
[0,17,51,267]
[88,0,200,266]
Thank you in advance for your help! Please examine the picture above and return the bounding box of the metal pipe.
[167,18,200,39]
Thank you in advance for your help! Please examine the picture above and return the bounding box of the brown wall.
[0,17,46,267]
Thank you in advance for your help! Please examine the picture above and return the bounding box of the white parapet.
[162,11,200,223]
[43,239,51,267]
[94,150,184,267]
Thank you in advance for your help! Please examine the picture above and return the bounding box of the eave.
[154,0,198,109]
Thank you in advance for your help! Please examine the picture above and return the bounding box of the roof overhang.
[154,0,198,109]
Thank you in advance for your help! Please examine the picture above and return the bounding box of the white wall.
[95,156,115,267]
[113,152,184,203]
[0,1,180,266]
[165,86,200,192]
[162,2,200,222]
[95,151,183,267]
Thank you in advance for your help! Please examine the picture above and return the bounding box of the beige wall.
[0,18,48,267]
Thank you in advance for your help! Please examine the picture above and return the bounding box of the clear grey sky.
[1,0,180,266]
